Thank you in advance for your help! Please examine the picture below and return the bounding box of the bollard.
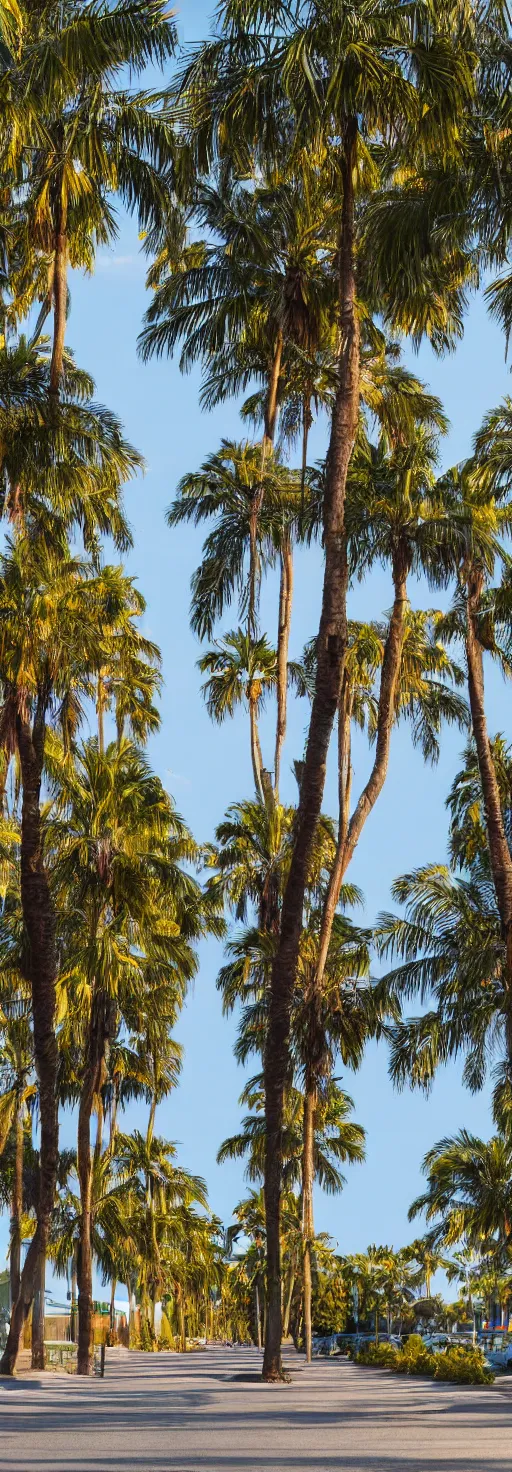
[100,1342,106,1378]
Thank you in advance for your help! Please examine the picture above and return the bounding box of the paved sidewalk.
[0,1343,511,1471]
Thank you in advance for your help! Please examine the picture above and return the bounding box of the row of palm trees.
[158,0,512,1376]
[1,0,512,1384]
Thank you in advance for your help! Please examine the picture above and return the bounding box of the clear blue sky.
[9,0,512,1300]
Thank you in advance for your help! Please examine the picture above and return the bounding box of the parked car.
[477,1332,512,1369]
[421,1333,457,1350]
[312,1334,339,1357]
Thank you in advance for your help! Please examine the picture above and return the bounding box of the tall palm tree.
[0,1010,35,1306]
[309,423,464,1001]
[0,345,143,1374]
[140,162,339,666]
[178,2,475,1370]
[198,630,277,802]
[376,860,504,1107]
[113,1129,208,1341]
[167,440,297,637]
[168,440,301,794]
[50,736,217,1373]
[6,0,177,398]
[406,1239,452,1301]
[0,542,121,1373]
[430,433,512,1107]
[409,1129,512,1254]
[218,1075,364,1193]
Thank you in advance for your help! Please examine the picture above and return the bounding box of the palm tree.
[113,1129,209,1342]
[7,0,177,398]
[198,630,277,802]
[436,438,512,1107]
[218,1075,364,1194]
[0,541,121,1373]
[176,0,475,1374]
[216,897,370,1361]
[0,336,141,553]
[167,440,296,633]
[376,860,504,1101]
[0,340,143,1374]
[406,1239,452,1301]
[140,162,339,664]
[375,700,512,1131]
[309,422,464,1002]
[0,1008,35,1306]
[91,566,161,753]
[50,736,217,1373]
[409,1130,512,1254]
[168,439,301,794]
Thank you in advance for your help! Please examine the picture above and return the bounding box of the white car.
[422,1333,457,1350]
[479,1333,512,1369]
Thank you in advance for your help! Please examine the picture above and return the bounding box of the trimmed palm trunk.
[249,691,265,802]
[262,122,360,1382]
[31,1248,45,1369]
[248,333,283,637]
[77,992,114,1375]
[70,1245,78,1343]
[465,569,512,1080]
[10,1102,23,1308]
[1,709,59,1376]
[283,1267,295,1340]
[299,575,407,1360]
[313,564,409,991]
[302,1085,315,1362]
[274,534,293,798]
[110,1279,117,1340]
[299,395,313,531]
[49,188,68,399]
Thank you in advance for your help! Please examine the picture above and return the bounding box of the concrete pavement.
[0,1343,511,1471]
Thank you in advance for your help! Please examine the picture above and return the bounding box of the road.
[0,1343,511,1471]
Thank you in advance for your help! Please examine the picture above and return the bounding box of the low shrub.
[354,1333,494,1385]
[434,1346,494,1385]
[394,1335,437,1377]
[354,1343,399,1368]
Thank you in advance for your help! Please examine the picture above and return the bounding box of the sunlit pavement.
[1,1342,511,1471]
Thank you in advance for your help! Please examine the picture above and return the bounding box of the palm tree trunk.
[313,570,408,992]
[94,1096,103,1163]
[283,1268,295,1340]
[262,123,360,1382]
[49,188,68,399]
[302,1084,316,1363]
[70,1245,78,1343]
[31,1248,46,1369]
[77,1067,96,1376]
[97,675,105,756]
[146,1091,157,1150]
[250,695,265,802]
[274,534,293,798]
[254,1281,262,1349]
[299,395,313,532]
[128,1276,137,1346]
[465,571,512,1075]
[178,1287,186,1352]
[77,996,111,1375]
[108,1080,119,1155]
[10,1102,23,1307]
[110,1278,117,1340]
[1,708,58,1376]
[248,334,283,638]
